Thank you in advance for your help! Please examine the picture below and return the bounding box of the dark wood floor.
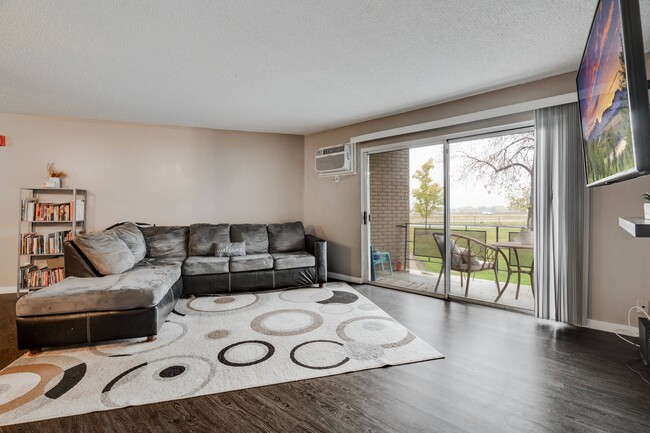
[1,284,649,433]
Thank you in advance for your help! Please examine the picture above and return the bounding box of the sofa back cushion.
[74,230,135,275]
[189,223,231,256]
[140,226,189,258]
[268,221,306,252]
[230,224,268,254]
[111,222,147,263]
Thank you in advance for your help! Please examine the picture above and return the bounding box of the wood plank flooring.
[1,284,648,433]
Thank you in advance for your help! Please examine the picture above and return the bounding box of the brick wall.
[369,150,410,271]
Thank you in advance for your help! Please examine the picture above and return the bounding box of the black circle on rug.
[100,355,214,408]
[316,290,359,305]
[217,340,275,367]
[289,340,350,370]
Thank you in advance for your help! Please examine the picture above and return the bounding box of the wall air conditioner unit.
[315,143,356,177]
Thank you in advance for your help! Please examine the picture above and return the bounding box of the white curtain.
[534,102,589,325]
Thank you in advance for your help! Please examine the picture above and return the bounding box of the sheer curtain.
[534,102,589,325]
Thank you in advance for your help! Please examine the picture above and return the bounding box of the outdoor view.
[369,131,535,310]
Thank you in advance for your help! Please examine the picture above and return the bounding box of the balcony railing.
[395,222,527,271]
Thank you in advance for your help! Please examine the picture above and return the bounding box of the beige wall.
[0,113,304,287]
[589,177,650,324]
[303,70,649,327]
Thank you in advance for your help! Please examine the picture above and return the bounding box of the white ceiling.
[1,0,649,135]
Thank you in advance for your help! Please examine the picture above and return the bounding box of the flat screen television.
[577,0,650,187]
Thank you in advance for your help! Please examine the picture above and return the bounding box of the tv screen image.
[576,0,650,187]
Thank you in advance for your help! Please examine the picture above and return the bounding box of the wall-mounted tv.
[577,0,650,187]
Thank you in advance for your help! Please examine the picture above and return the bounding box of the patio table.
[492,241,534,303]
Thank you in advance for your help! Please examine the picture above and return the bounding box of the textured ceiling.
[1,0,649,134]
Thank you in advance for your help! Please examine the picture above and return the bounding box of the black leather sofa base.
[16,277,182,351]
[183,267,318,295]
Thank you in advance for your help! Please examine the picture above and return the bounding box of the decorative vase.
[396,261,404,272]
[644,203,650,220]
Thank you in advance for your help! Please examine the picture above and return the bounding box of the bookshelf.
[17,188,87,296]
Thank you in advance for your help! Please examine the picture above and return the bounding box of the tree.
[454,132,535,229]
[412,158,443,226]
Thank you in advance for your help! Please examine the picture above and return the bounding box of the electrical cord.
[627,358,650,386]
[615,306,650,347]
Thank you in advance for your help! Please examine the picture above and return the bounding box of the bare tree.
[454,132,535,229]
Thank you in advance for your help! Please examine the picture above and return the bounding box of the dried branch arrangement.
[47,163,66,179]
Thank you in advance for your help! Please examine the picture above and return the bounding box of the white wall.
[0,113,304,287]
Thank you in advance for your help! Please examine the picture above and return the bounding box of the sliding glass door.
[363,126,535,311]
[365,142,448,297]
[447,130,535,310]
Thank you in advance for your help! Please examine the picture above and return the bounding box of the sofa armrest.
[305,235,327,284]
[64,241,103,278]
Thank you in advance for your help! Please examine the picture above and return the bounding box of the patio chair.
[371,246,392,275]
[432,233,502,297]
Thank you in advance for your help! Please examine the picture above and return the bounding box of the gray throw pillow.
[74,230,135,275]
[214,242,246,257]
[110,222,146,263]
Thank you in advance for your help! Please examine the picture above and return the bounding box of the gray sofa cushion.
[271,251,316,270]
[229,253,273,273]
[268,221,306,253]
[215,242,246,257]
[182,256,230,275]
[140,226,189,258]
[15,264,181,316]
[111,223,147,263]
[74,231,135,275]
[189,223,231,256]
[231,224,269,254]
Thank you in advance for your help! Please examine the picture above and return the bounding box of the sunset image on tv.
[577,0,634,185]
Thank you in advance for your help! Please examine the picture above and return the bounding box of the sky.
[577,0,624,139]
[409,143,515,209]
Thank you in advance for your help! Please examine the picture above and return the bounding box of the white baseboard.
[0,286,16,295]
[584,319,637,337]
[327,272,363,284]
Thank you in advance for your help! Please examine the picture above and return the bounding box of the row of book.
[21,199,85,222]
[20,230,72,255]
[20,264,64,289]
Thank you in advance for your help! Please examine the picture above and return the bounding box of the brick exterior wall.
[369,149,410,271]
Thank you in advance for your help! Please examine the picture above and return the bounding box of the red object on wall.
[0,136,5,147]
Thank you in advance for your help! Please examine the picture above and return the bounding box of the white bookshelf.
[17,187,87,297]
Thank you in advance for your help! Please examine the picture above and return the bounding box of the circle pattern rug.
[0,283,443,426]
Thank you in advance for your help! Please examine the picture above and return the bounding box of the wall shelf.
[618,217,650,237]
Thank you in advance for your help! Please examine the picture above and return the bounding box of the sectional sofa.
[15,221,327,352]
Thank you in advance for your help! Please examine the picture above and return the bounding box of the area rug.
[0,282,443,426]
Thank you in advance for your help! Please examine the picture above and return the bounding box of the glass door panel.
[367,143,447,297]
[448,130,535,310]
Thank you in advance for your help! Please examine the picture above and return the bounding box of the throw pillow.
[461,247,482,268]
[215,242,246,257]
[110,222,146,263]
[74,230,135,275]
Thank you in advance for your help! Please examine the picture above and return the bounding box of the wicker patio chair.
[432,233,503,297]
